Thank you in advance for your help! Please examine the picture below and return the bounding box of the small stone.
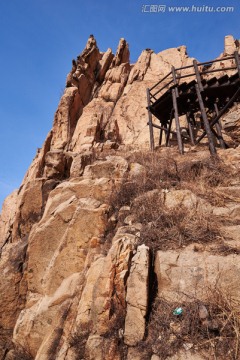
[124,215,135,225]
[119,206,131,213]
[170,321,181,333]
[183,342,193,351]
[199,304,209,320]
[151,355,161,360]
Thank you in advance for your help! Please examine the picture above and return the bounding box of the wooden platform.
[147,52,240,155]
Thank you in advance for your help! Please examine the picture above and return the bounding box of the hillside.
[0,35,240,360]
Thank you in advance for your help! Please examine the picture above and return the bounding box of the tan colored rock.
[85,335,120,360]
[70,151,94,177]
[165,189,212,212]
[166,350,206,360]
[26,195,107,295]
[224,35,237,55]
[155,245,240,302]
[222,105,240,146]
[128,49,152,84]
[12,179,45,240]
[0,189,18,247]
[97,48,114,83]
[111,38,130,67]
[0,240,27,330]
[75,256,105,327]
[151,355,161,360]
[127,347,147,360]
[50,87,83,150]
[83,155,128,181]
[43,150,69,179]
[124,244,149,346]
[21,130,52,183]
[14,274,79,358]
[91,235,137,335]
[70,99,115,151]
[99,63,131,102]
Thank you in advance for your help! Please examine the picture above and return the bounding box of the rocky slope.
[0,35,240,360]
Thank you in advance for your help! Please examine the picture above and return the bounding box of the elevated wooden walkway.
[147,52,240,155]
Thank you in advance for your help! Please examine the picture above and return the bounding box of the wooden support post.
[186,112,195,145]
[159,128,163,146]
[165,109,174,147]
[172,89,184,154]
[146,88,155,151]
[171,66,179,97]
[195,84,216,155]
[214,103,226,149]
[234,51,240,78]
[166,117,173,147]
[193,60,204,92]
[196,87,240,143]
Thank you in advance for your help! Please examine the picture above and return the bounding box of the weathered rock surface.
[155,245,240,302]
[1,34,240,360]
[0,189,18,248]
[124,244,149,346]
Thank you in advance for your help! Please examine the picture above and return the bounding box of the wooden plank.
[159,128,163,146]
[147,122,175,134]
[146,88,155,151]
[166,110,174,146]
[171,66,179,97]
[214,103,226,149]
[193,60,204,92]
[172,89,184,154]
[186,112,195,145]
[195,84,216,155]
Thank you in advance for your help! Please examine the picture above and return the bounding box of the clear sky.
[0,0,239,208]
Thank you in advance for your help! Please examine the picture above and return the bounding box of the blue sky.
[0,0,239,208]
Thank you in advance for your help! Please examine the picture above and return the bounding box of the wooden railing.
[149,52,240,104]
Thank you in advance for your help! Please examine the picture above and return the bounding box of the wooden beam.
[146,88,155,151]
[196,87,240,143]
[186,112,195,145]
[214,103,226,149]
[171,66,179,97]
[159,128,163,146]
[166,117,173,146]
[172,89,184,154]
[193,60,204,92]
[195,84,216,155]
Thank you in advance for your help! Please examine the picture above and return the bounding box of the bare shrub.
[131,192,220,251]
[140,287,240,360]
[212,241,240,256]
[104,150,238,253]
[179,156,239,206]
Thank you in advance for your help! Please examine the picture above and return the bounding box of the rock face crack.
[124,244,150,346]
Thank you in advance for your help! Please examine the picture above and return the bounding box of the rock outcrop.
[1,35,240,360]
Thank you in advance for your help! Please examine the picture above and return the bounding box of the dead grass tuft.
[140,287,240,360]
[212,242,240,256]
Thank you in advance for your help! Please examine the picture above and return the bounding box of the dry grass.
[109,150,239,208]
[211,242,240,256]
[108,152,229,251]
[140,287,240,360]
[137,205,219,251]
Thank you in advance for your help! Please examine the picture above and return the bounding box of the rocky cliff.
[0,35,240,360]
